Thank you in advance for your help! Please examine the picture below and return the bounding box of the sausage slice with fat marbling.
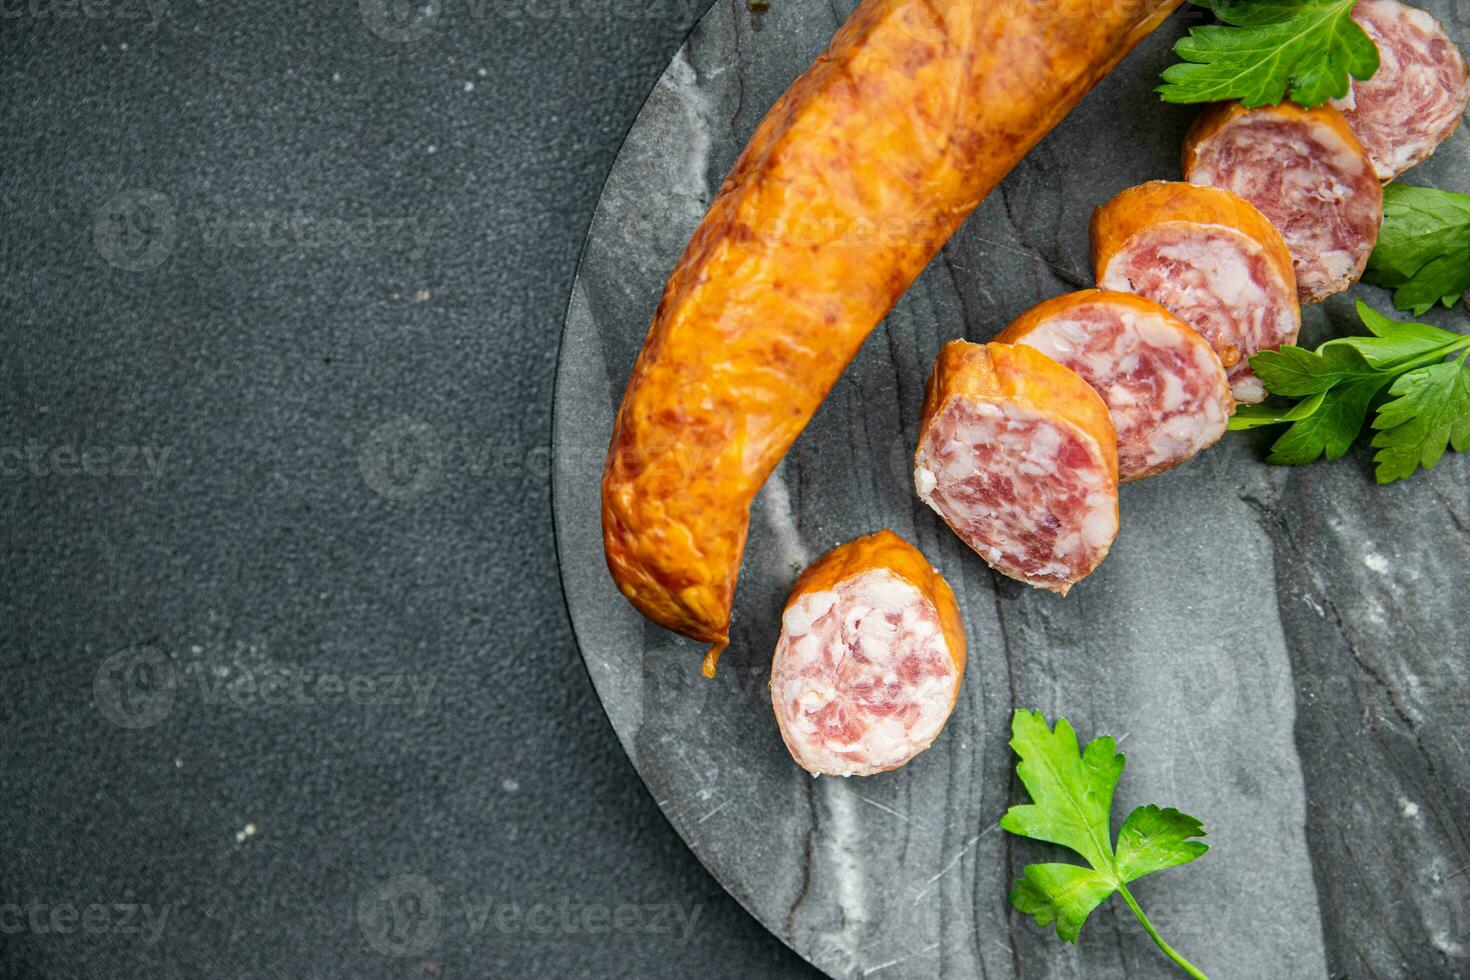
[995,290,1232,481]
[914,342,1119,594]
[1335,0,1470,181]
[1183,101,1383,305]
[1091,181,1300,405]
[771,530,966,777]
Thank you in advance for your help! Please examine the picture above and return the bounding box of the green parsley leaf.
[1363,185,1470,316]
[1000,711,1210,979]
[1329,300,1467,366]
[1115,805,1212,881]
[1370,357,1470,482]
[1234,304,1470,481]
[1158,0,1379,108]
[1264,374,1391,464]
[1001,711,1123,871]
[1228,392,1326,430]
[1249,343,1378,395]
[1009,864,1116,943]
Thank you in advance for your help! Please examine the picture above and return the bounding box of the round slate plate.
[553,3,1470,977]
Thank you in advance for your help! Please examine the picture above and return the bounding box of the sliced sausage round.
[771,530,966,777]
[1091,181,1300,404]
[1183,101,1383,305]
[995,290,1233,481]
[1334,0,1470,180]
[913,341,1118,593]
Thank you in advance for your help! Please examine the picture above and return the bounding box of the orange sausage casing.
[602,0,1184,674]
[771,530,966,776]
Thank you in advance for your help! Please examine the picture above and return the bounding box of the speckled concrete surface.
[0,2,813,977]
[555,2,1470,978]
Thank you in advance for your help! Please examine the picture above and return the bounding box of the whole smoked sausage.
[603,0,1184,674]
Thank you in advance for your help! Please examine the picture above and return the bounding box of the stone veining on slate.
[553,1,1470,976]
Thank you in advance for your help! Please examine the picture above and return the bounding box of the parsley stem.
[1388,334,1470,373]
[1115,881,1209,980]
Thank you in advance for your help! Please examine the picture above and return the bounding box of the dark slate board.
[552,3,1470,977]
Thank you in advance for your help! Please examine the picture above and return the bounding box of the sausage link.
[603,0,1184,673]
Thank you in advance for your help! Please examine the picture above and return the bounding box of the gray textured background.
[555,1,1470,978]
[0,1,813,977]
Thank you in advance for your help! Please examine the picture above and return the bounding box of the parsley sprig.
[1001,710,1211,979]
[1229,302,1470,482]
[1364,185,1470,316]
[1158,0,1379,108]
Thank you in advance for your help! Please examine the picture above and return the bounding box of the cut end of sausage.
[915,397,1118,592]
[1335,0,1470,180]
[771,569,960,777]
[1184,103,1382,305]
[997,291,1233,481]
[1092,182,1300,406]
